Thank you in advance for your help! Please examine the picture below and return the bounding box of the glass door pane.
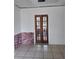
[43,16,47,41]
[37,17,40,21]
[36,17,41,42]
[43,17,47,21]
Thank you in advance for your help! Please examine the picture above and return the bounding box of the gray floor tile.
[14,45,65,59]
[33,57,43,59]
[23,57,34,59]
[15,51,26,56]
[14,56,23,59]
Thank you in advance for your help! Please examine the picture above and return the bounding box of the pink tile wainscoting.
[14,32,34,49]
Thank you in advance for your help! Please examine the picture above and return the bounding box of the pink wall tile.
[14,32,34,49]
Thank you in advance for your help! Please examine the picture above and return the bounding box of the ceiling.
[15,0,65,8]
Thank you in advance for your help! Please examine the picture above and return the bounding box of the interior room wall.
[14,5,21,34]
[20,6,65,45]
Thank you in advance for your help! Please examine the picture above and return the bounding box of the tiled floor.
[14,45,65,59]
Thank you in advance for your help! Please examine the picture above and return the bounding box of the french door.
[35,15,48,44]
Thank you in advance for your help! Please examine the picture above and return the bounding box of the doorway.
[35,15,48,44]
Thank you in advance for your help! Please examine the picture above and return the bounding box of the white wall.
[14,5,21,34]
[20,6,65,45]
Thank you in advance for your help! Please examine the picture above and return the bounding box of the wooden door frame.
[35,15,49,44]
